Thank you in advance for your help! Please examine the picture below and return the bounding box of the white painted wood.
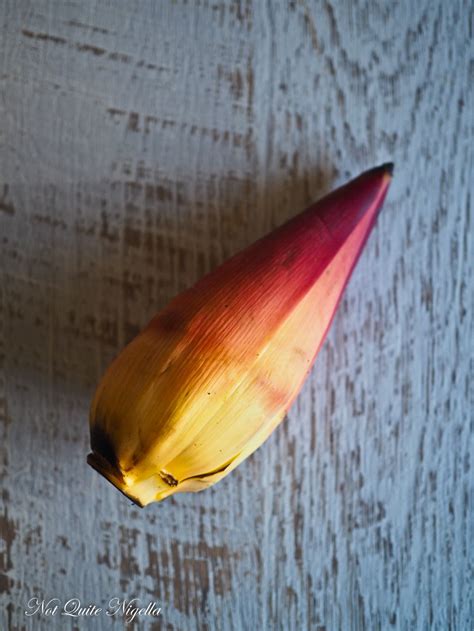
[0,1,472,629]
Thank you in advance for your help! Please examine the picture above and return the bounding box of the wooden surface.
[1,1,472,629]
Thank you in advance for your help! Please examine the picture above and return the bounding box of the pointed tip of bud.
[381,162,394,177]
[360,162,394,180]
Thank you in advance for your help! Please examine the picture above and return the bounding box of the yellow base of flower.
[87,452,176,507]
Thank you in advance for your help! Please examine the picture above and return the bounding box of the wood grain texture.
[0,1,472,629]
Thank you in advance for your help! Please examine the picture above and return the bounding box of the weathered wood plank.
[0,1,472,629]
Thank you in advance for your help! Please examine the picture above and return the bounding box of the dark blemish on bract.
[90,424,119,470]
[160,471,179,487]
